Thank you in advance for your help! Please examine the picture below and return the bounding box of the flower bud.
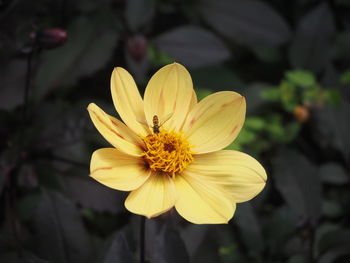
[34,28,68,49]
[294,105,310,123]
[127,34,147,62]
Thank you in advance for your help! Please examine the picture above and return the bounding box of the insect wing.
[159,112,174,126]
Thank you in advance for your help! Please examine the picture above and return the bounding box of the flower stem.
[22,49,33,126]
[140,216,145,263]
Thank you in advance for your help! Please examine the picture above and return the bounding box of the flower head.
[88,63,267,224]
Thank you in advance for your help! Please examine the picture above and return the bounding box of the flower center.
[142,130,193,176]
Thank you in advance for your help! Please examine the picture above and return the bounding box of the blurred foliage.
[1,0,350,263]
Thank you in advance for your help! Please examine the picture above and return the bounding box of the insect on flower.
[87,63,267,224]
[137,113,173,134]
[152,114,173,133]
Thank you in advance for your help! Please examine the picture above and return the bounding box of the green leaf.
[280,81,298,112]
[260,87,281,101]
[302,86,321,104]
[286,70,316,87]
[245,117,265,131]
[340,69,350,84]
[148,45,174,67]
[283,122,301,143]
[324,90,341,106]
[196,89,213,101]
[265,115,286,141]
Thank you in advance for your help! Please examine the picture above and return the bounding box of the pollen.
[142,130,194,176]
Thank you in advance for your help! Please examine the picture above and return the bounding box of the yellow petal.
[125,174,177,218]
[87,103,144,156]
[174,172,235,224]
[90,148,150,191]
[144,63,194,131]
[188,89,198,112]
[188,150,267,203]
[183,91,246,154]
[111,67,149,136]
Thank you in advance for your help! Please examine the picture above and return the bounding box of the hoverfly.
[138,113,173,133]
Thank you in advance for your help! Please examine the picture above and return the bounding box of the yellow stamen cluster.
[142,130,193,176]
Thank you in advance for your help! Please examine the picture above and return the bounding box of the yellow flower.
[87,63,266,224]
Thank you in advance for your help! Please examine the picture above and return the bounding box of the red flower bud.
[127,34,147,62]
[35,28,68,49]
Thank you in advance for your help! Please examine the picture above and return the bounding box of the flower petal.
[111,67,149,136]
[187,150,267,203]
[125,174,177,218]
[183,91,246,154]
[90,148,150,191]
[144,63,194,131]
[87,103,144,156]
[189,89,198,111]
[174,172,235,224]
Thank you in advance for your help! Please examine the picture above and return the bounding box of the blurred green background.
[1,0,350,262]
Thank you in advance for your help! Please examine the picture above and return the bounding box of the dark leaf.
[318,228,350,255]
[34,189,93,263]
[311,102,350,162]
[34,11,119,100]
[198,0,291,46]
[180,225,220,263]
[17,258,50,263]
[191,229,221,263]
[235,203,264,257]
[319,163,349,185]
[272,150,322,224]
[191,65,246,93]
[154,26,230,69]
[65,176,127,214]
[0,252,17,263]
[125,0,155,31]
[180,224,209,260]
[33,102,90,154]
[317,229,350,263]
[264,206,298,255]
[103,232,133,263]
[335,32,350,61]
[288,3,336,73]
[151,226,189,263]
[286,254,309,263]
[0,59,26,110]
[322,200,343,218]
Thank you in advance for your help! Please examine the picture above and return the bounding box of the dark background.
[1,0,350,262]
